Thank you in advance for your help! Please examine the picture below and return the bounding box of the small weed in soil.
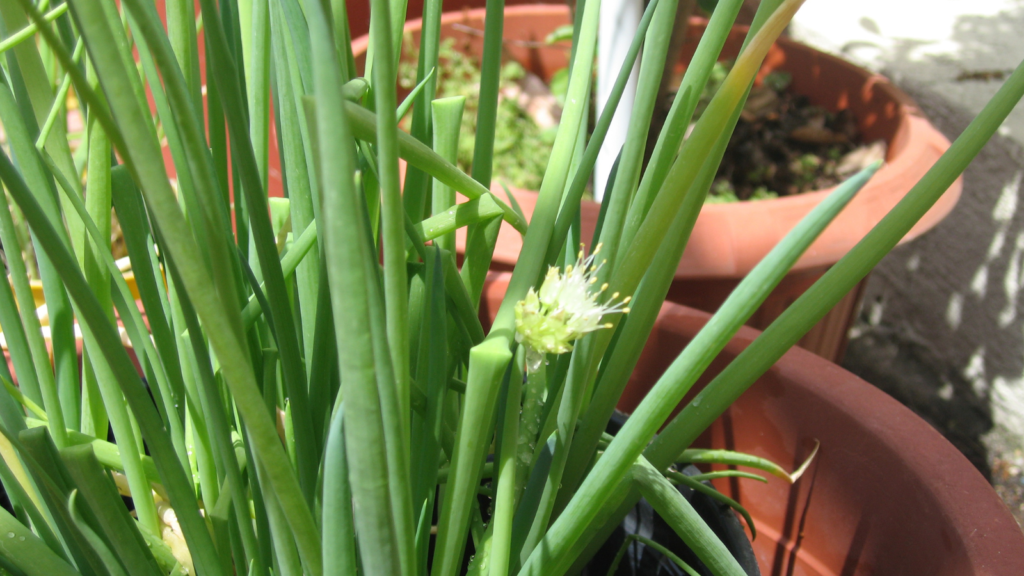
[399,36,562,191]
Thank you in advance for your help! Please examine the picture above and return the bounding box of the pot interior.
[354,7,908,161]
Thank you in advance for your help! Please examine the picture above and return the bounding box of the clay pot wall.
[377,5,960,362]
[480,271,1024,575]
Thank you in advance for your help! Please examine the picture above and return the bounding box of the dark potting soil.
[579,464,761,576]
[580,412,761,576]
[398,31,883,204]
[691,65,886,203]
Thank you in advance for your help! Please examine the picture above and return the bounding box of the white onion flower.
[514,244,631,372]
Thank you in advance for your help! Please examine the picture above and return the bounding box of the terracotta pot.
[480,272,1024,575]
[383,5,959,362]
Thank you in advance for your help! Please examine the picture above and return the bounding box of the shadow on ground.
[837,2,1024,527]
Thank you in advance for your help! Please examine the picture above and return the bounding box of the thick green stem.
[488,361,523,576]
[432,338,511,576]
[459,0,507,301]
[431,96,466,253]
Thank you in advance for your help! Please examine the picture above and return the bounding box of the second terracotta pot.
[376,5,960,362]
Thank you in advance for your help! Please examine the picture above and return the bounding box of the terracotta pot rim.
[645,299,1024,574]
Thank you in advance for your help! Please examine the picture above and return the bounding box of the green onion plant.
[0,0,1018,575]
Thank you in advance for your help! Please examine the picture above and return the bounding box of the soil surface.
[693,64,886,203]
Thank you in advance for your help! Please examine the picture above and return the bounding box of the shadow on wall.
[841,3,1024,480]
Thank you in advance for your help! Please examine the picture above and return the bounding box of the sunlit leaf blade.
[308,0,397,574]
[0,505,79,576]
